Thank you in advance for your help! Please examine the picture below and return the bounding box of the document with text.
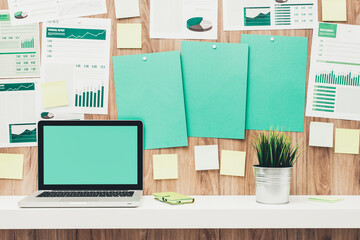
[306,23,360,121]
[7,0,107,25]
[41,18,111,114]
[223,0,317,31]
[0,10,40,78]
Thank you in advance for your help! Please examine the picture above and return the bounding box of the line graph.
[0,83,35,92]
[67,30,106,39]
[46,27,106,40]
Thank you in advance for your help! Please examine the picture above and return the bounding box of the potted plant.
[252,129,301,204]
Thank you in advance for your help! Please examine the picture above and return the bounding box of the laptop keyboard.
[37,191,134,198]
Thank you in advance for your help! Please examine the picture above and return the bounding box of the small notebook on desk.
[153,192,194,205]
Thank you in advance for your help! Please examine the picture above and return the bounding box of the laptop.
[19,120,143,208]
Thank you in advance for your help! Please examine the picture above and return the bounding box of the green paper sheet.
[181,41,249,139]
[241,34,308,132]
[113,51,188,150]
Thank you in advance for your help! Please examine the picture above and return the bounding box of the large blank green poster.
[241,34,308,132]
[181,41,249,139]
[113,51,188,149]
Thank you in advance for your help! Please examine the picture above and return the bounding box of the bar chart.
[20,37,34,48]
[315,71,360,87]
[75,84,104,108]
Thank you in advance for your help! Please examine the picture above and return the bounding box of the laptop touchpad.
[60,198,99,202]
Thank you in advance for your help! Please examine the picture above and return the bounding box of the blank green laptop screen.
[43,126,138,185]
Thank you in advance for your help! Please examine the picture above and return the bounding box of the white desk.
[0,195,359,229]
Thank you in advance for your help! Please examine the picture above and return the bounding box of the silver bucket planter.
[253,166,292,204]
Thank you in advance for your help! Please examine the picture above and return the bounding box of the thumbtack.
[212,44,217,49]
[270,37,275,42]
[143,57,147,61]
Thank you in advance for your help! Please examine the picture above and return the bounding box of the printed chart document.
[0,79,83,148]
[223,0,317,31]
[306,23,360,121]
[0,10,40,78]
[7,0,107,25]
[41,18,111,114]
[150,0,217,39]
[0,80,37,148]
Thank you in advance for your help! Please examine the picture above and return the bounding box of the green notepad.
[113,51,188,149]
[181,41,249,139]
[241,34,308,132]
[309,196,344,203]
[153,192,194,205]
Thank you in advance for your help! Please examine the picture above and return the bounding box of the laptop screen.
[42,125,138,185]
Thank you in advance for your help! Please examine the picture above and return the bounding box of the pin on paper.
[212,44,217,49]
[270,37,275,42]
[143,56,147,61]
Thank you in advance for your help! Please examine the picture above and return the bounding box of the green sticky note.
[309,196,344,203]
[113,51,188,150]
[0,153,24,180]
[241,34,308,132]
[322,0,347,22]
[152,154,178,180]
[335,128,360,154]
[181,41,249,139]
[41,81,68,108]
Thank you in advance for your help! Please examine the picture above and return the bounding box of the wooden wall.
[0,0,360,239]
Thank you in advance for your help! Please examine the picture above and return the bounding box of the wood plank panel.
[0,0,359,239]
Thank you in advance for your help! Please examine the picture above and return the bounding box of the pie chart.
[14,11,28,19]
[187,17,213,32]
[41,112,54,119]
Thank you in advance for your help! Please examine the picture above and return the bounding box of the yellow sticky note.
[0,153,24,180]
[41,81,68,108]
[335,128,360,154]
[220,150,246,177]
[322,0,347,22]
[153,154,178,180]
[117,23,142,49]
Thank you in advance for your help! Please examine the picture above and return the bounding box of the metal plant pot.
[253,166,292,204]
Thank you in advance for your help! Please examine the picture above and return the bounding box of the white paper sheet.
[0,79,83,148]
[115,0,140,19]
[41,18,111,114]
[7,0,107,25]
[0,10,40,78]
[223,0,317,31]
[306,23,360,121]
[150,0,217,39]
